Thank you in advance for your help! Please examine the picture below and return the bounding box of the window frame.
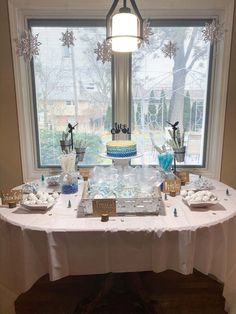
[130,18,215,168]
[8,0,234,181]
[28,18,112,168]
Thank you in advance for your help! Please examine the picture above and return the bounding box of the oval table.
[0,178,236,314]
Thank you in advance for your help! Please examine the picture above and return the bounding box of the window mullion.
[113,53,131,139]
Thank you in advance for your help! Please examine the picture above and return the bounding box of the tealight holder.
[162,178,181,196]
[176,171,189,186]
[1,189,23,205]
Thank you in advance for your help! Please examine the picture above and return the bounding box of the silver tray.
[77,182,162,217]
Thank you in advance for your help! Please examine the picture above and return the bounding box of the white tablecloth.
[0,179,236,314]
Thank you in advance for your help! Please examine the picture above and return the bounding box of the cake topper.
[111,122,131,135]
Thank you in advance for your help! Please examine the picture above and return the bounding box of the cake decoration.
[106,140,137,157]
[107,122,136,158]
[111,122,131,135]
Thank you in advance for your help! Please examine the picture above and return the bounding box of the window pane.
[132,22,212,166]
[31,24,112,166]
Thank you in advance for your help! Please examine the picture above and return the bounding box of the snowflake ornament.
[94,40,112,64]
[161,41,178,59]
[15,30,41,62]
[60,29,76,48]
[142,19,154,45]
[202,20,226,43]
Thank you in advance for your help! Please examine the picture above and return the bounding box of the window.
[9,0,233,180]
[30,21,112,167]
[30,19,213,169]
[131,20,212,167]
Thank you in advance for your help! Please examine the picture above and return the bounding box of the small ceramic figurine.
[173,208,177,217]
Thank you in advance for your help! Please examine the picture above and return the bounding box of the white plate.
[182,198,218,208]
[20,201,55,211]
[99,153,143,160]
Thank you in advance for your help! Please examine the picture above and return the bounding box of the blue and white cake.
[106,140,137,157]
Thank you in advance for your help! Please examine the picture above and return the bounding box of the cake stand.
[99,153,143,167]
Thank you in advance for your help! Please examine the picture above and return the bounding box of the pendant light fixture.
[106,0,143,52]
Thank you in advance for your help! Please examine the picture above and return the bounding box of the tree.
[132,26,208,131]
[147,90,157,129]
[104,105,112,131]
[191,101,197,131]
[183,91,191,131]
[131,101,135,128]
[158,89,168,130]
[34,57,65,128]
[80,28,111,111]
[136,101,142,126]
[168,28,207,127]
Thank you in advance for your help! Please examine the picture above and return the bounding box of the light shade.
[111,12,138,52]
[106,0,143,53]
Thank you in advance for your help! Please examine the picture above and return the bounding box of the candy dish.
[22,183,39,194]
[182,198,218,208]
[20,191,59,211]
[20,201,55,211]
[182,190,218,208]
[183,177,214,191]
[46,175,60,186]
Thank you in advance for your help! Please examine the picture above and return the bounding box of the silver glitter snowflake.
[60,29,76,48]
[142,19,154,45]
[15,30,41,62]
[161,41,178,59]
[94,40,112,64]
[202,20,226,43]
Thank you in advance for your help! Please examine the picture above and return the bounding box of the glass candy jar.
[60,171,78,194]
[158,152,173,173]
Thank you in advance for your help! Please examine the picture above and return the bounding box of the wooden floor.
[15,270,227,314]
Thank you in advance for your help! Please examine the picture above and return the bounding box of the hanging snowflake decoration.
[202,20,226,43]
[161,41,178,59]
[142,19,154,45]
[15,30,41,62]
[60,29,76,48]
[94,40,112,64]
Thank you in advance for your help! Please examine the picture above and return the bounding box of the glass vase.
[60,171,78,194]
[158,152,173,173]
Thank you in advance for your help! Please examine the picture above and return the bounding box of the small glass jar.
[158,152,173,172]
[60,171,78,194]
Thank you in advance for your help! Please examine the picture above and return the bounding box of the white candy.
[52,192,59,199]
[39,196,47,202]
[183,189,217,203]
[47,196,54,203]
[94,194,103,199]
[188,190,195,196]
[36,191,43,198]
[198,191,205,196]
[181,190,188,197]
[28,193,37,201]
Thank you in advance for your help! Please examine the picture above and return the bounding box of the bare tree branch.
[187,46,207,71]
[184,28,198,62]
